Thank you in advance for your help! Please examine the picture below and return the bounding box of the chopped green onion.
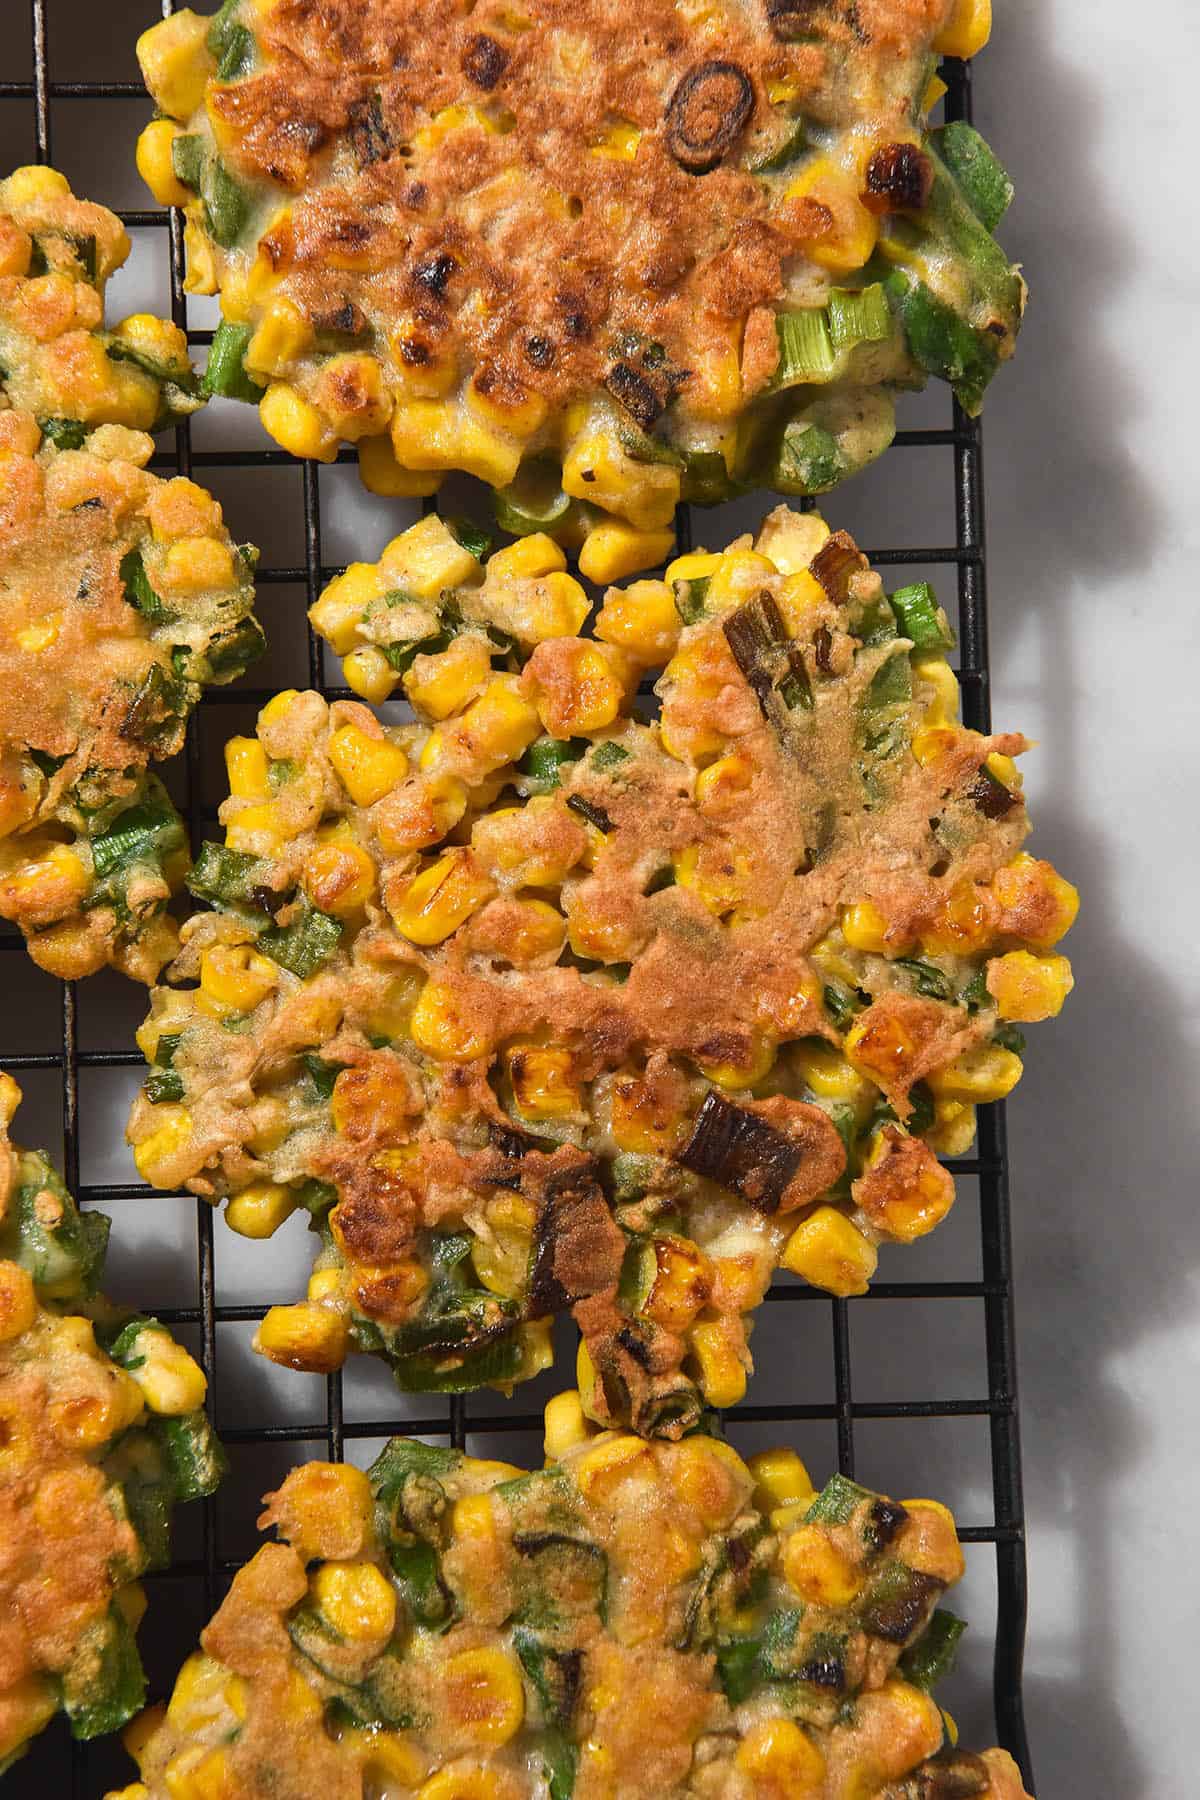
[894,958,953,1002]
[748,114,807,174]
[991,1021,1026,1054]
[216,21,254,81]
[889,581,955,650]
[119,547,173,624]
[203,320,262,402]
[673,576,710,625]
[899,1608,968,1692]
[589,742,629,773]
[447,515,493,561]
[105,337,200,397]
[934,121,1013,234]
[258,901,343,978]
[203,158,250,249]
[519,736,587,794]
[494,459,574,537]
[680,449,736,505]
[774,309,837,385]
[170,133,206,192]
[90,799,185,881]
[827,283,891,352]
[38,416,87,450]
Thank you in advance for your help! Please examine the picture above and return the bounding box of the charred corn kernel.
[993,853,1080,949]
[749,1447,816,1512]
[128,1330,207,1415]
[782,1206,878,1296]
[245,301,314,379]
[544,1389,592,1460]
[225,736,269,799]
[934,0,991,58]
[928,1043,1022,1103]
[273,1461,374,1561]
[405,634,493,720]
[595,577,680,665]
[736,1717,825,1794]
[302,837,377,916]
[645,1236,713,1333]
[704,549,777,615]
[0,1673,57,1762]
[259,382,338,461]
[136,12,212,119]
[923,877,994,956]
[488,533,566,582]
[842,898,905,955]
[382,515,482,598]
[311,1559,397,1646]
[358,432,443,497]
[506,1043,581,1118]
[0,1261,36,1340]
[328,725,408,807]
[409,981,494,1061]
[695,1030,777,1090]
[132,1105,193,1184]
[391,848,495,946]
[987,949,1074,1022]
[913,652,960,723]
[254,1301,349,1373]
[454,676,541,769]
[361,1732,428,1786]
[199,943,278,1012]
[225,1181,299,1239]
[308,563,384,653]
[578,518,675,584]
[689,1318,747,1407]
[782,1522,862,1605]
[442,1647,524,1747]
[562,428,680,531]
[343,646,396,704]
[924,1097,977,1157]
[844,1007,917,1085]
[785,156,879,273]
[315,352,392,438]
[790,1039,875,1110]
[609,1070,686,1154]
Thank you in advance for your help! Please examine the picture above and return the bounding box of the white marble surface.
[2,1,1197,1792]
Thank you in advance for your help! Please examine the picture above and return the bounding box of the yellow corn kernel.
[506,1043,581,1119]
[409,982,494,1062]
[259,383,339,462]
[993,853,1080,949]
[913,652,960,725]
[360,1731,428,1788]
[487,532,567,582]
[688,1318,747,1408]
[136,12,212,119]
[986,949,1073,1022]
[131,1105,193,1186]
[735,1717,825,1796]
[225,1181,299,1240]
[442,1648,525,1748]
[674,842,749,918]
[645,1236,713,1334]
[664,550,721,585]
[748,1447,815,1512]
[928,1043,1023,1103]
[224,800,284,852]
[562,428,680,531]
[391,848,495,946]
[528,641,624,736]
[700,548,777,616]
[405,634,493,720]
[271,1460,374,1562]
[692,751,752,814]
[509,1318,555,1384]
[782,1521,862,1605]
[327,724,408,808]
[417,1768,508,1800]
[358,432,443,497]
[668,1436,753,1529]
[15,613,62,653]
[465,374,548,442]
[391,398,523,487]
[254,1302,349,1374]
[165,1745,234,1800]
[790,1040,875,1112]
[571,1430,653,1499]
[302,836,377,916]
[199,944,278,1013]
[785,156,879,274]
[0,1261,36,1341]
[342,646,395,704]
[126,1328,207,1415]
[498,897,566,964]
[0,1673,57,1764]
[314,352,392,439]
[924,1097,978,1157]
[165,1653,228,1734]
[608,1070,685,1155]
[245,301,315,379]
[781,1206,878,1297]
[308,563,385,654]
[934,0,991,58]
[2,164,70,206]
[0,838,90,914]
[841,898,907,955]
[307,1267,346,1304]
[591,116,642,159]
[310,1559,397,1647]
[452,675,541,770]
[912,723,961,766]
[0,1071,20,1124]
[694,1030,777,1090]
[578,519,675,585]
[544,1389,593,1461]
[161,537,235,594]
[381,515,483,598]
[224,737,269,800]
[753,509,831,575]
[594,577,680,666]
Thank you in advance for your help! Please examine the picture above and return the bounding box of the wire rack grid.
[1,2,1034,1792]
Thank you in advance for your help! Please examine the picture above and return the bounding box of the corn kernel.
[327,724,408,807]
[409,982,494,1062]
[131,1105,193,1186]
[442,1647,525,1747]
[417,1768,510,1800]
[450,675,541,771]
[544,1390,593,1461]
[748,1447,815,1512]
[703,549,777,615]
[985,949,1073,1022]
[928,1043,1022,1103]
[487,533,566,582]
[308,564,385,654]
[342,645,396,704]
[310,1559,397,1647]
[736,1717,825,1796]
[259,382,339,462]
[506,1043,582,1118]
[694,1030,777,1090]
[785,156,879,273]
[594,578,680,666]
[571,1431,654,1499]
[360,1731,428,1788]
[405,634,493,721]
[0,1673,57,1764]
[782,1522,862,1605]
[0,1261,37,1341]
[358,433,443,497]
[992,853,1080,949]
[578,519,675,585]
[842,898,909,955]
[270,1460,374,1562]
[934,0,991,58]
[225,1181,299,1240]
[668,1436,753,1528]
[790,1040,875,1111]
[754,509,831,574]
[224,737,269,800]
[245,301,314,379]
[688,1317,747,1408]
[562,427,679,531]
[645,1236,713,1333]
[254,1302,349,1373]
[200,944,278,1013]
[126,1327,207,1415]
[913,652,960,724]
[781,1206,878,1296]
[136,12,212,119]
[391,848,495,946]
[302,837,377,916]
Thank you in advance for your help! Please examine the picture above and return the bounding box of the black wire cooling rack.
[1,3,1035,1791]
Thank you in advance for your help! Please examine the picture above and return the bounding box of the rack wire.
[2,2,1034,1791]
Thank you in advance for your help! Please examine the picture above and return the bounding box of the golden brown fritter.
[125,509,1076,1431]
[135,0,1019,574]
[108,1403,1031,1800]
